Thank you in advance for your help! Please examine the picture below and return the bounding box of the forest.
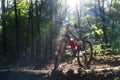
[0,0,120,80]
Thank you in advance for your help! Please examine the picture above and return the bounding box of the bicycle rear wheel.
[77,41,92,67]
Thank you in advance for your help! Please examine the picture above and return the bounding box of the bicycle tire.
[53,39,66,71]
[77,41,93,67]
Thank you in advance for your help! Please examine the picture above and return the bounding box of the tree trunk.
[49,0,53,59]
[14,0,20,58]
[1,0,7,55]
[98,0,108,46]
[76,4,81,26]
[35,0,41,59]
[30,0,35,59]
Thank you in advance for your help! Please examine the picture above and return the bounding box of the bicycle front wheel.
[53,39,66,71]
[54,52,62,71]
[77,41,93,67]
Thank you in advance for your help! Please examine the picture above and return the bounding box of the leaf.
[92,24,97,29]
[95,29,103,35]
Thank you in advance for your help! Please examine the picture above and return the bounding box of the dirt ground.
[0,55,120,80]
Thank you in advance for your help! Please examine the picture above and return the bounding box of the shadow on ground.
[0,69,120,80]
[0,70,48,80]
[51,69,120,80]
[0,55,120,80]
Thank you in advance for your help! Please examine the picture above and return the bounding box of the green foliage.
[109,2,120,21]
[0,0,120,66]
[0,25,2,33]
[93,44,113,55]
[91,24,103,35]
[112,37,120,48]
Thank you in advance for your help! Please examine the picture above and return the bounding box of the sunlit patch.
[67,0,90,9]
[67,0,80,8]
[0,26,2,30]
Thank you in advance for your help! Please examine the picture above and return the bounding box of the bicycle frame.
[61,24,79,56]
[54,22,93,70]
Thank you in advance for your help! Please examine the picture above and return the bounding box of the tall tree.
[1,0,7,54]
[49,0,53,58]
[29,0,35,59]
[35,0,41,59]
[14,0,20,57]
[76,1,81,26]
[98,0,108,46]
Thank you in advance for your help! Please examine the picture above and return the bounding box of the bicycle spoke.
[77,41,92,67]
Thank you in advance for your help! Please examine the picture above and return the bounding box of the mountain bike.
[53,22,93,71]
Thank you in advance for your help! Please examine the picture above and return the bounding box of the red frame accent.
[61,30,77,56]
[68,38,77,55]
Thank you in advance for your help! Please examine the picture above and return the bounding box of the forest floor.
[0,55,120,80]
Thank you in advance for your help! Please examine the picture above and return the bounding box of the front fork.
[61,41,66,56]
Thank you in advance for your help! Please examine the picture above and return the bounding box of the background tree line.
[0,0,120,66]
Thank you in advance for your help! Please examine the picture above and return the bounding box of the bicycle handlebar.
[57,20,82,32]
